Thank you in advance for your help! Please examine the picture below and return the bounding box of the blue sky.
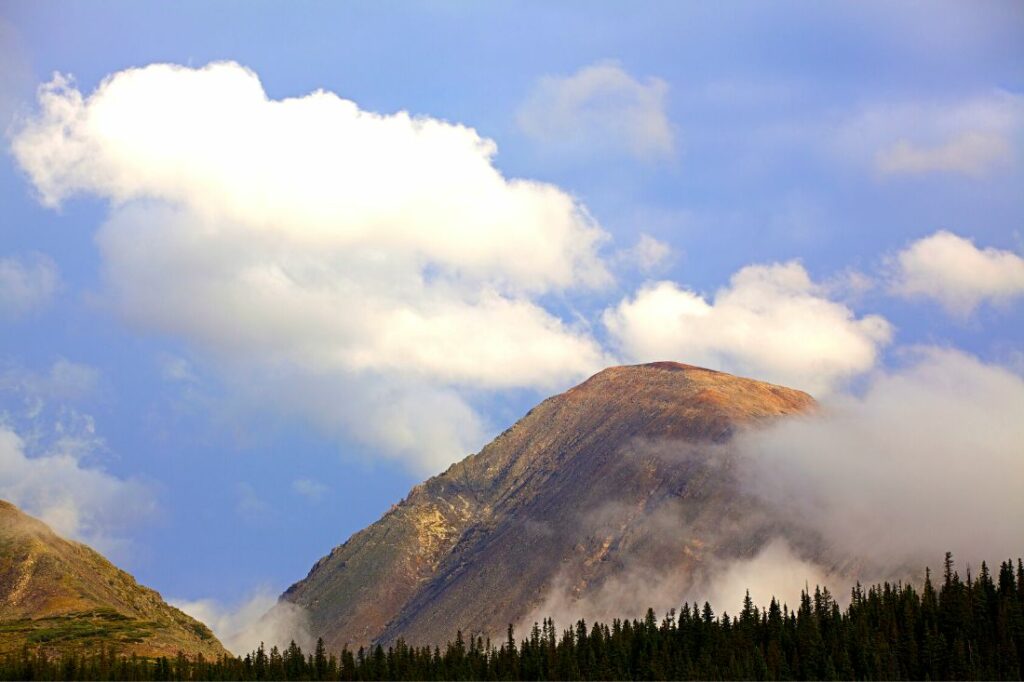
[1,0,1022,636]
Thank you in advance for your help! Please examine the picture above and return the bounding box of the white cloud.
[0,358,103,453]
[173,590,311,655]
[877,131,1010,176]
[524,537,841,630]
[603,261,892,394]
[701,540,840,615]
[291,478,327,502]
[517,60,674,161]
[838,90,1024,177]
[1,358,100,403]
[889,230,1024,316]
[158,354,199,384]
[14,65,609,292]
[12,62,615,472]
[614,233,672,272]
[235,482,270,522]
[736,348,1024,571]
[0,423,155,555]
[268,371,488,472]
[0,359,149,556]
[0,253,59,319]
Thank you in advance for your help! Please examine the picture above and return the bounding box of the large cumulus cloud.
[12,62,614,471]
[603,261,892,394]
[889,230,1024,316]
[12,61,906,471]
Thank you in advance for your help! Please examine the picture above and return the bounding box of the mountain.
[282,362,817,649]
[0,500,228,659]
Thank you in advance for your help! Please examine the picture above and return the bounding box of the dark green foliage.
[2,554,1022,681]
[0,610,161,649]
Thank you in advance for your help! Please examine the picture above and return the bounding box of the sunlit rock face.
[283,362,816,649]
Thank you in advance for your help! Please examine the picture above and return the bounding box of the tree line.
[2,554,1022,681]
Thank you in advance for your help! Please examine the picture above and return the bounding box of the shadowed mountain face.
[283,362,817,649]
[0,500,228,659]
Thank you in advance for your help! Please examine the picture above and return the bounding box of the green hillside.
[0,500,227,659]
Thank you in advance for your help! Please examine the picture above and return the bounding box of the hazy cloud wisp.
[0,253,59,320]
[517,60,675,161]
[173,591,312,655]
[839,90,1024,177]
[0,424,155,556]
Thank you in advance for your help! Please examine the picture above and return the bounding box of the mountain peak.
[283,363,815,648]
[569,361,812,415]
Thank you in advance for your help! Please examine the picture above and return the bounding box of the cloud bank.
[603,261,892,394]
[699,540,838,615]
[517,61,674,161]
[525,538,838,630]
[890,230,1024,316]
[736,348,1024,571]
[12,61,615,472]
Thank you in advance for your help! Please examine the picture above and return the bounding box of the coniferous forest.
[2,555,1022,682]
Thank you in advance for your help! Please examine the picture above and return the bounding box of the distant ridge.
[0,500,228,659]
[283,362,816,648]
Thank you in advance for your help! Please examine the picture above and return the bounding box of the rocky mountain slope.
[0,500,228,659]
[283,362,818,649]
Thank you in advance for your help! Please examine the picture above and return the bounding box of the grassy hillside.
[0,500,227,659]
